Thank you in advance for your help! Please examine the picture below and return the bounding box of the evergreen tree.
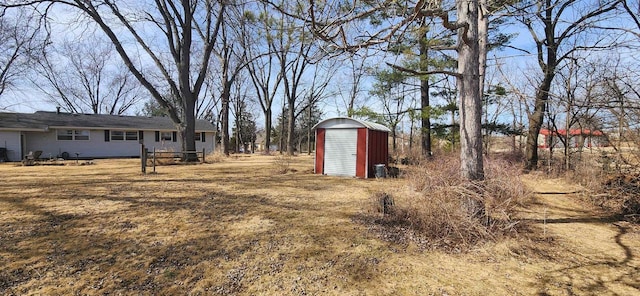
[231,100,257,153]
[297,101,323,154]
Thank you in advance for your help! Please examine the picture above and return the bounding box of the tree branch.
[386,62,460,78]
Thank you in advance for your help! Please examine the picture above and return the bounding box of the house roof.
[313,117,391,132]
[0,111,216,132]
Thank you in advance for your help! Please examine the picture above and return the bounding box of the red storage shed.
[313,117,390,178]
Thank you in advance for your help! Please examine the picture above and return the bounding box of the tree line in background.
[1,0,639,179]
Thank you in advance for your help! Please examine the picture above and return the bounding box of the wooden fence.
[140,145,205,173]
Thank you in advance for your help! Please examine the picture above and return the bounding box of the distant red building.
[538,128,607,148]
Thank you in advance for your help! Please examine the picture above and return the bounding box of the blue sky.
[2,1,639,134]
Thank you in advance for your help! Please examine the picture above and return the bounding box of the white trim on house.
[49,126,211,133]
[0,128,47,132]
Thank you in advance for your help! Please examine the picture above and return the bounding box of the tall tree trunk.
[279,104,285,154]
[307,105,312,155]
[420,27,432,157]
[221,81,231,156]
[177,3,197,162]
[479,0,489,156]
[457,0,484,181]
[525,0,560,171]
[287,100,296,156]
[180,94,197,161]
[409,116,414,150]
[392,127,397,153]
[564,100,571,170]
[264,108,272,154]
[451,110,456,147]
[525,74,554,170]
[235,109,241,153]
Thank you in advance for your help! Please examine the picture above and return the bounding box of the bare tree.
[0,7,44,104]
[196,73,221,121]
[33,39,143,115]
[507,0,625,170]
[335,51,370,117]
[230,77,257,154]
[216,5,249,156]
[4,1,226,160]
[370,66,409,153]
[244,2,284,154]
[295,60,334,131]
[548,56,604,169]
[621,0,640,38]
[269,1,332,155]
[496,60,537,153]
[597,58,640,167]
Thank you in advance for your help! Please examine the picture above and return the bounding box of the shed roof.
[0,111,216,131]
[313,117,391,132]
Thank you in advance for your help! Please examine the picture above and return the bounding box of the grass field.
[1,155,639,295]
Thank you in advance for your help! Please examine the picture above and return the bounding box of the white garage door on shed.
[323,129,357,176]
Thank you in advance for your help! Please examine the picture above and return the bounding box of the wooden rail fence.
[140,145,205,174]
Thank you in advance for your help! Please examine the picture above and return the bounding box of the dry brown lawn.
[1,155,639,295]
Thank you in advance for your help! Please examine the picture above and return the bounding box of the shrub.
[601,174,640,222]
[272,154,293,174]
[568,156,640,223]
[206,151,227,164]
[366,152,531,251]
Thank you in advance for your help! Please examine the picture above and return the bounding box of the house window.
[57,129,89,141]
[110,131,139,141]
[125,131,138,141]
[74,130,90,141]
[57,130,73,141]
[111,131,124,141]
[194,132,201,141]
[160,132,173,141]
[155,131,177,142]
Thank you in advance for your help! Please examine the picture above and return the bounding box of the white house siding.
[24,130,126,159]
[142,131,215,155]
[196,133,215,154]
[0,131,22,161]
[24,130,215,159]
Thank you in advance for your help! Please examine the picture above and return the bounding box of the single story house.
[0,111,216,162]
[314,117,390,178]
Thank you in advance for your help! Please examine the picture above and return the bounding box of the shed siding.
[355,128,367,178]
[315,128,325,174]
[367,130,389,178]
[0,131,21,161]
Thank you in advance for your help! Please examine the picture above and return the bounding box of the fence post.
[153,147,157,173]
[141,144,146,174]
[202,148,205,163]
